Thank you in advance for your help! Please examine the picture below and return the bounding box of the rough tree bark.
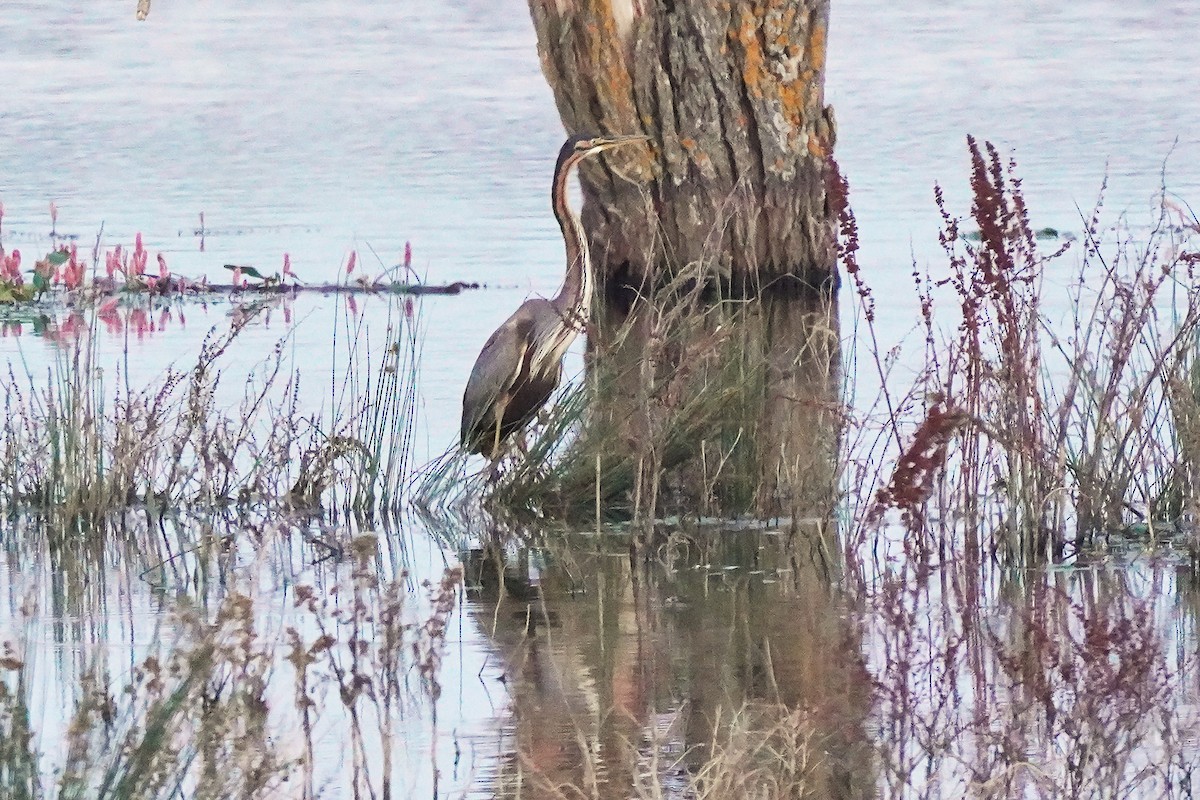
[529,0,838,297]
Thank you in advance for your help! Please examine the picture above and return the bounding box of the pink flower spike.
[49,201,57,224]
[157,253,169,280]
[346,251,356,275]
[98,296,120,316]
[232,267,243,288]
[283,253,292,276]
[347,294,358,315]
[6,250,22,285]
[404,241,412,269]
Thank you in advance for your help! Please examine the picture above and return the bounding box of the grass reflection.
[1,510,462,798]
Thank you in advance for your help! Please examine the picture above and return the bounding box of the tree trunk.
[528,0,838,298]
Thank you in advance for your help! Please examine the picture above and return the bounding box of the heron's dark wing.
[460,307,536,447]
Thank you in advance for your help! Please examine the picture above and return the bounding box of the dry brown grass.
[0,298,418,524]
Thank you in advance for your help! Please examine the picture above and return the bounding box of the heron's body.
[460,298,566,457]
[460,133,646,459]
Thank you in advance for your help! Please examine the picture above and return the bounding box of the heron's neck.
[552,156,592,322]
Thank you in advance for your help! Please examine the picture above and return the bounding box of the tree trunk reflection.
[465,527,871,798]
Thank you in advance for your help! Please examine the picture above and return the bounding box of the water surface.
[2,1,1200,796]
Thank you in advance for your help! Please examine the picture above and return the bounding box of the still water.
[2,0,1200,797]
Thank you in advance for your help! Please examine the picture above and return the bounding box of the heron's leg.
[484,417,504,484]
[486,456,503,483]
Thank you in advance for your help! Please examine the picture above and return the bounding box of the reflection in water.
[0,295,312,347]
[0,510,475,798]
[1,497,1198,795]
[460,523,1200,797]
[465,528,871,799]
[860,550,1200,797]
[0,288,400,349]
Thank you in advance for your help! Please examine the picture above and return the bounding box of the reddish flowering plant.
[60,244,85,290]
[0,245,32,303]
[105,245,122,279]
[131,232,149,278]
[149,253,172,292]
[101,234,177,293]
[0,248,22,286]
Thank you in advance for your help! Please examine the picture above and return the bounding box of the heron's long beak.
[593,134,651,152]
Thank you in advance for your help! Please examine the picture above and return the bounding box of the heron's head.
[556,133,649,173]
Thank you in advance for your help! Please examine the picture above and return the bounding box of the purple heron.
[460,133,647,459]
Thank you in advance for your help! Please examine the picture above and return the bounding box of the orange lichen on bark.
[732,7,766,99]
[807,133,825,158]
[580,0,639,128]
[729,1,826,139]
[778,77,807,130]
[775,3,797,48]
[807,24,827,72]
